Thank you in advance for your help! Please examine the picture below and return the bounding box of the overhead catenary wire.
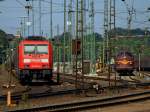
[0,0,150,37]
[15,0,25,7]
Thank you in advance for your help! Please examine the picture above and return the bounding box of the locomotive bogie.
[18,69,52,83]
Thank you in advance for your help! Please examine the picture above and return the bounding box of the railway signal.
[72,39,81,55]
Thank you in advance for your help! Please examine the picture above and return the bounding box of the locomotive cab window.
[24,44,48,54]
[37,45,48,54]
[24,44,36,54]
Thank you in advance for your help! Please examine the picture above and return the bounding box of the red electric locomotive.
[13,36,53,84]
[115,51,135,75]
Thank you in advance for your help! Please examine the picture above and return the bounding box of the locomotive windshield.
[24,44,35,54]
[24,44,48,54]
[117,51,133,57]
[37,45,48,54]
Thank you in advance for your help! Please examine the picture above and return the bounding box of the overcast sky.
[0,0,150,37]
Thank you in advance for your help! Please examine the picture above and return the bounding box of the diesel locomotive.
[115,51,135,75]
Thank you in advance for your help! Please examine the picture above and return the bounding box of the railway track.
[0,72,149,102]
[0,88,84,102]
[140,72,150,77]
[55,72,150,89]
[54,72,138,84]
[129,76,141,83]
[8,90,150,112]
[0,82,149,102]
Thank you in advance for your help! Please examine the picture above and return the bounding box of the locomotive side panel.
[135,56,150,71]
[48,42,53,69]
[18,42,24,69]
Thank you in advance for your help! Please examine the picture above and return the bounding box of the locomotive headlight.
[41,59,49,62]
[24,59,31,63]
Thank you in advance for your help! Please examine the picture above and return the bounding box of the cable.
[15,0,25,7]
[116,15,149,28]
[42,0,64,7]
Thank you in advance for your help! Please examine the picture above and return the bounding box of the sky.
[0,0,150,37]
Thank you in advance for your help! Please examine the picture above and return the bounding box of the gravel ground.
[0,65,26,96]
[1,87,150,111]
[84,100,150,112]
[1,65,150,112]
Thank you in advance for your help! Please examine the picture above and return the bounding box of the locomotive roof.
[117,51,133,57]
[25,36,47,40]
[21,40,50,45]
[21,37,51,44]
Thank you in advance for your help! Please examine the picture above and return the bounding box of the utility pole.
[20,17,27,37]
[56,24,60,84]
[103,0,116,86]
[89,0,95,73]
[81,0,84,92]
[25,1,32,36]
[109,0,115,33]
[122,0,135,36]
[32,0,35,36]
[68,0,73,66]
[39,0,42,36]
[109,0,116,87]
[50,0,53,38]
[23,17,27,37]
[83,0,87,60]
[19,18,23,37]
[103,0,109,69]
[63,0,66,76]
[75,0,84,91]
[75,0,79,90]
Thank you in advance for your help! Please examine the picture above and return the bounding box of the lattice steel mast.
[68,0,73,65]
[63,0,66,75]
[50,0,53,38]
[39,0,42,35]
[89,0,95,72]
[74,0,84,90]
[103,0,109,67]
[122,0,135,35]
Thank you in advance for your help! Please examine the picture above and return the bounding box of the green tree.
[0,29,9,63]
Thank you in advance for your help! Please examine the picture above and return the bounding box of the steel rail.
[53,72,138,83]
[0,79,150,102]
[8,90,150,112]
[54,72,150,88]
[141,72,150,77]
[0,89,83,102]
[0,71,149,103]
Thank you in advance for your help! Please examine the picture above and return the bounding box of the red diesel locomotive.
[115,51,135,75]
[13,36,53,84]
